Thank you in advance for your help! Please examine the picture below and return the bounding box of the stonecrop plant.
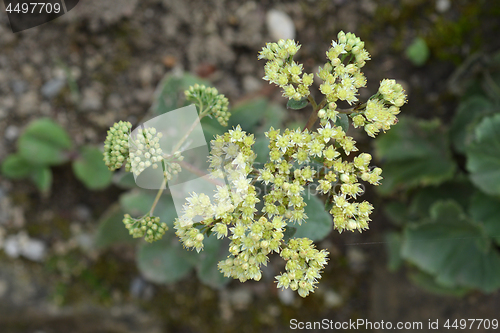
[103,31,407,298]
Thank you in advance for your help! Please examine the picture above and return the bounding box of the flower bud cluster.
[351,79,407,137]
[276,238,329,297]
[174,119,380,296]
[218,215,284,282]
[378,79,406,107]
[259,39,314,101]
[123,214,168,243]
[317,31,370,105]
[174,125,257,253]
[260,123,376,234]
[103,121,132,171]
[129,127,164,176]
[162,151,183,181]
[185,84,230,126]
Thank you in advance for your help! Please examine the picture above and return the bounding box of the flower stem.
[304,97,326,131]
[337,102,366,115]
[149,177,167,216]
[149,105,209,216]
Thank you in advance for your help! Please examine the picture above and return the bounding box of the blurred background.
[1,0,500,332]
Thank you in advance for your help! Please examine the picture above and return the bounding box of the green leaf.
[253,135,270,165]
[196,236,231,288]
[18,118,72,166]
[31,167,52,194]
[229,98,268,132]
[283,227,297,242]
[151,73,210,115]
[263,103,287,129]
[72,146,112,190]
[294,194,333,241]
[227,98,286,133]
[407,179,475,221]
[112,171,137,189]
[286,121,306,131]
[137,234,197,284]
[408,270,470,297]
[119,190,156,217]
[286,97,308,110]
[469,191,500,246]
[450,95,498,153]
[405,37,430,66]
[375,117,456,194]
[466,114,500,196]
[119,190,178,228]
[94,204,137,249]
[384,180,474,227]
[385,232,403,272]
[1,154,36,179]
[384,202,409,226]
[154,195,179,229]
[200,116,225,143]
[334,113,349,133]
[401,200,500,292]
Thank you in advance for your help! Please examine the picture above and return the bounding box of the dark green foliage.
[294,194,333,241]
[380,52,500,295]
[375,117,456,194]
[402,201,500,292]
[286,97,308,110]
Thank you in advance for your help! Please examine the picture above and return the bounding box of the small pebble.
[266,9,295,41]
[41,77,66,99]
[4,125,19,141]
[436,0,451,13]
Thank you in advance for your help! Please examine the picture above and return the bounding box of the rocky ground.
[1,0,500,332]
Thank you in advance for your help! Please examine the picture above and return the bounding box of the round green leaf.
[119,190,156,217]
[253,135,270,165]
[152,73,210,115]
[119,190,178,228]
[334,113,349,133]
[229,98,269,132]
[200,118,225,144]
[293,194,333,241]
[112,171,137,189]
[155,195,179,228]
[283,226,297,242]
[402,200,500,292]
[137,235,197,284]
[72,146,112,190]
[263,103,286,129]
[408,179,474,221]
[375,117,456,194]
[449,95,497,153]
[94,204,138,249]
[18,118,72,165]
[405,37,430,66]
[383,202,409,226]
[408,270,470,297]
[466,114,500,196]
[196,236,231,288]
[31,167,52,194]
[385,231,403,272]
[469,191,500,246]
[286,97,308,110]
[1,154,35,179]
